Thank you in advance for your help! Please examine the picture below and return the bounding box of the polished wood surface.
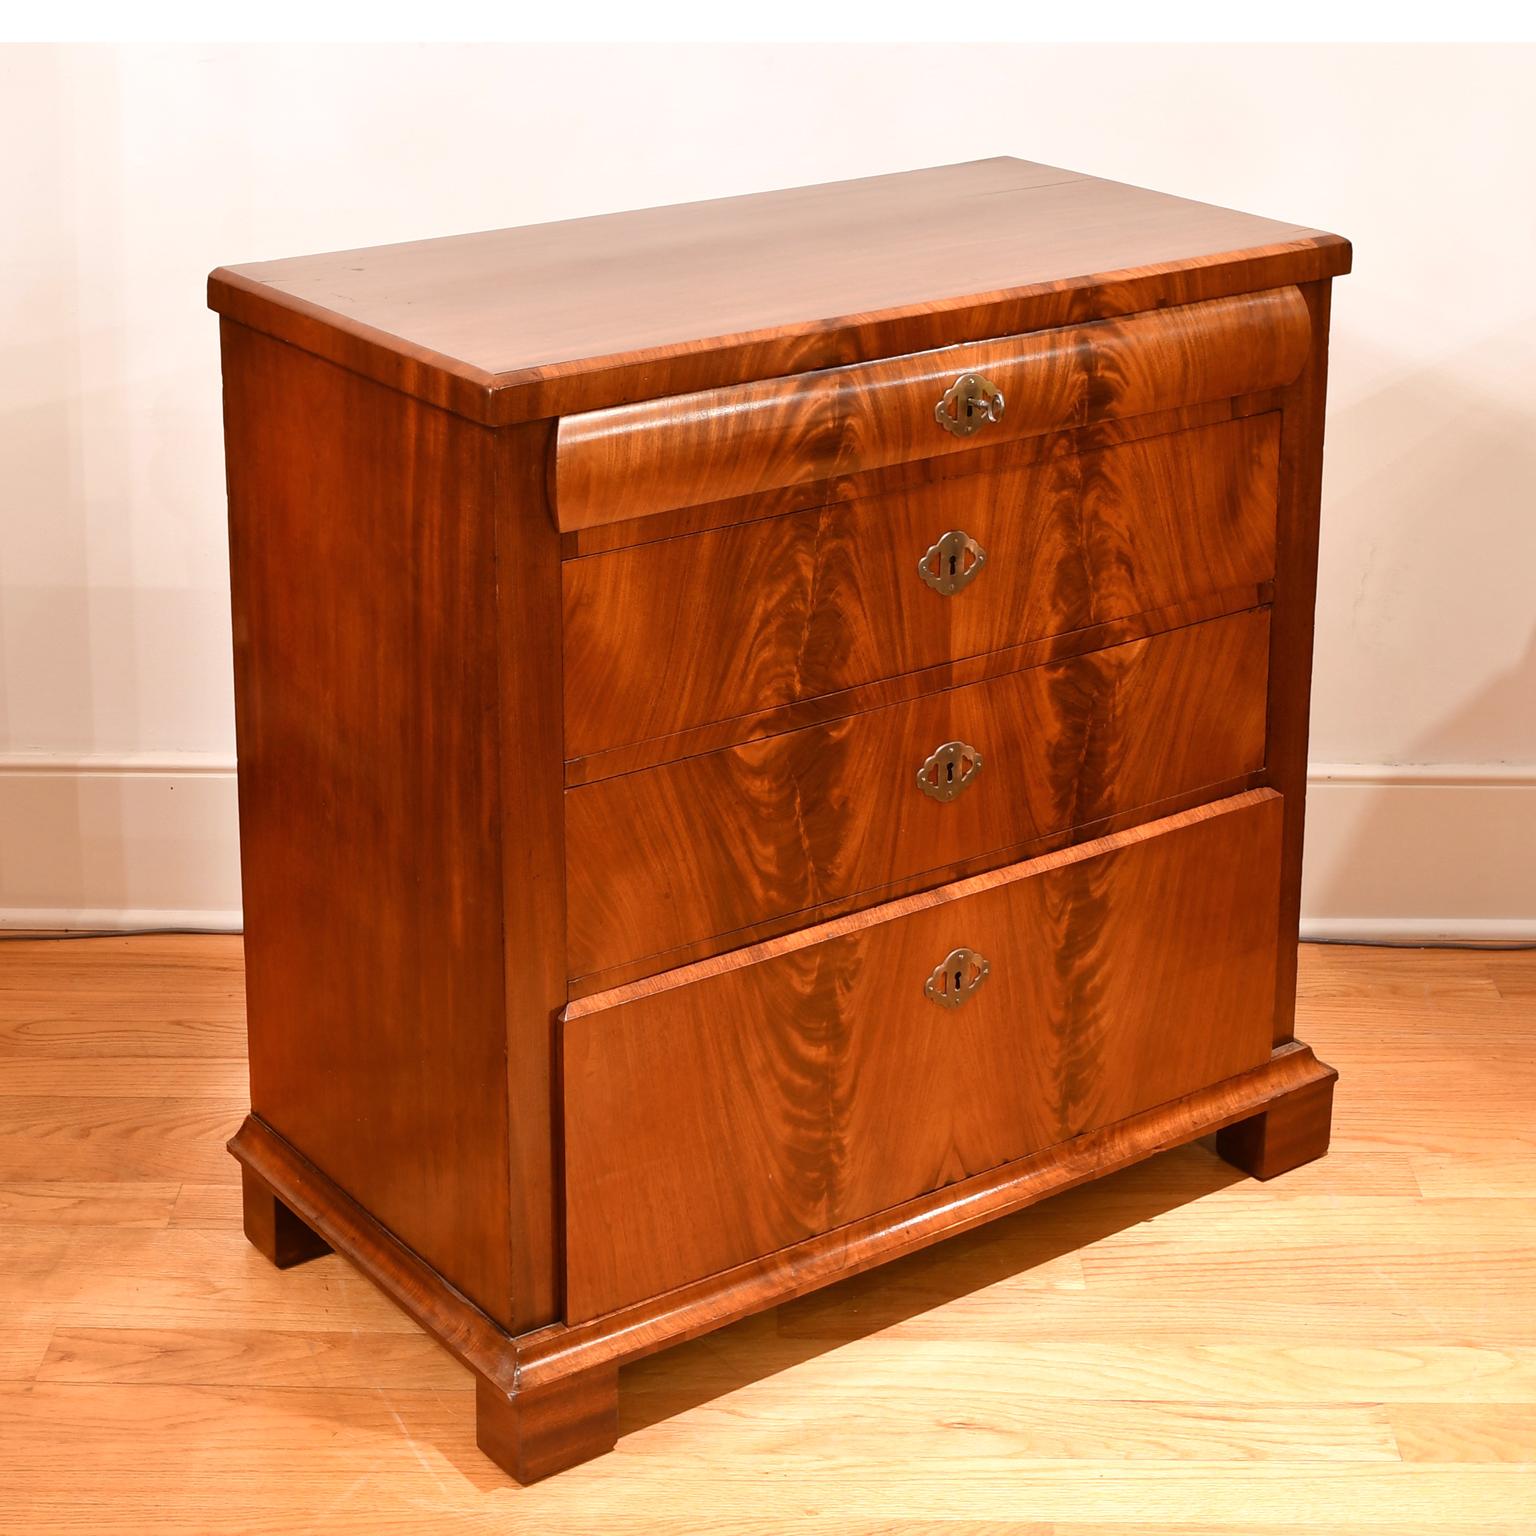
[564,415,1279,757]
[1218,1070,1336,1180]
[209,169,1348,1482]
[492,418,566,1330]
[563,792,1282,1319]
[227,1115,519,1396]
[554,289,1307,530]
[534,1044,1333,1395]
[565,772,1269,1001]
[560,391,1285,558]
[566,610,1270,976]
[13,937,1529,1531]
[476,1368,619,1485]
[230,1036,1332,1398]
[567,585,1271,788]
[239,1165,330,1269]
[223,326,565,1332]
[1267,280,1334,1045]
[209,158,1348,423]
[221,323,524,1327]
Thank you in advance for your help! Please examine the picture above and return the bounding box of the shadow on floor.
[615,1136,1247,1435]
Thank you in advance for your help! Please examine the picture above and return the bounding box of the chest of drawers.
[212,158,1350,1481]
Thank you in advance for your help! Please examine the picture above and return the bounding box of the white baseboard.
[1299,763,1536,943]
[2,754,1533,939]
[1300,917,1536,945]
[0,754,242,931]
[0,907,244,933]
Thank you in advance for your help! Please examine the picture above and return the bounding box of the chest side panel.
[222,323,532,1327]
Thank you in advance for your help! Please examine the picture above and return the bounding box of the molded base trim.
[230,1037,1337,1434]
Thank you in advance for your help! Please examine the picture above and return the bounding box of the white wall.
[2,42,1532,934]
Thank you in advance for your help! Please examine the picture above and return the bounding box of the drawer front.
[554,288,1309,531]
[563,414,1278,759]
[566,608,1269,978]
[562,791,1282,1321]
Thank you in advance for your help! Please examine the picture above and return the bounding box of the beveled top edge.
[210,158,1350,425]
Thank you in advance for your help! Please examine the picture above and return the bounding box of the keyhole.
[952,967,964,991]
[948,552,958,577]
[946,761,955,784]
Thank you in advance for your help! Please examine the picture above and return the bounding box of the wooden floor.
[1,938,1533,1533]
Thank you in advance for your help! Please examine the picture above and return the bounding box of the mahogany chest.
[211,159,1350,1481]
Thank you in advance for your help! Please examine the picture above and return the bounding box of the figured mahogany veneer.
[566,609,1271,977]
[564,792,1283,1319]
[211,159,1347,1483]
[564,413,1279,757]
[554,288,1307,531]
[561,392,1290,559]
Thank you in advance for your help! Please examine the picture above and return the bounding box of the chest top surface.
[209,157,1349,424]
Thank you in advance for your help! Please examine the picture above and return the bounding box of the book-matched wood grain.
[566,585,1272,788]
[565,609,1271,977]
[560,392,1286,559]
[554,289,1308,531]
[208,158,1347,424]
[564,772,1270,1001]
[562,791,1283,1320]
[563,414,1279,758]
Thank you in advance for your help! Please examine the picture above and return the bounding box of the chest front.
[213,157,1349,1482]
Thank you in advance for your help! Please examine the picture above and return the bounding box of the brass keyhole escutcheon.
[925,946,990,1008]
[934,372,1005,437]
[918,530,987,596]
[916,740,983,803]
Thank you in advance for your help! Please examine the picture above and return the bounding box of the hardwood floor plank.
[0,1182,179,1226]
[0,1307,58,1382]
[4,1421,1533,1531]
[0,1097,245,1181]
[0,1007,246,1060]
[624,1337,1536,1404]
[36,1326,466,1391]
[774,1278,1536,1346]
[0,937,1532,1531]
[33,1230,425,1333]
[0,1059,247,1097]
[167,1180,242,1228]
[625,1393,1401,1460]
[1388,1403,1536,1463]
[1296,944,1512,1004]
[1410,1151,1536,1198]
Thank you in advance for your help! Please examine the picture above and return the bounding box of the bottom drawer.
[561,790,1282,1322]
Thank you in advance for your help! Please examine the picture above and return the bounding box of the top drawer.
[554,287,1310,531]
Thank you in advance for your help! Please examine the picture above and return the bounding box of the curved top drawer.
[554,286,1310,532]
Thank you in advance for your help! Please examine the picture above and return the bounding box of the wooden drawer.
[554,288,1309,531]
[563,414,1278,759]
[562,790,1282,1320]
[566,607,1269,978]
